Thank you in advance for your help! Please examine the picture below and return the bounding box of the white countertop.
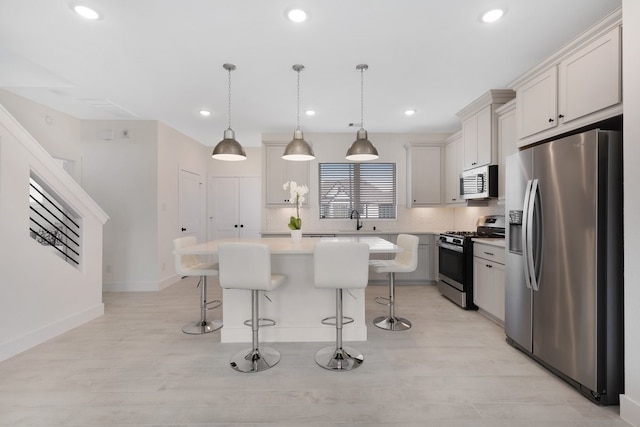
[260,230,444,236]
[176,236,401,255]
[472,238,506,248]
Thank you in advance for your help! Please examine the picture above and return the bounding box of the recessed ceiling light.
[287,9,307,23]
[199,110,211,117]
[305,110,316,116]
[72,4,101,20]
[404,109,416,116]
[481,9,504,23]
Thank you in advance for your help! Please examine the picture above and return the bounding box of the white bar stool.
[369,233,419,331]
[218,242,286,373]
[173,236,222,334]
[313,241,370,371]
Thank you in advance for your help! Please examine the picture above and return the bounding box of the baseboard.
[103,274,180,292]
[0,304,104,362]
[621,394,640,426]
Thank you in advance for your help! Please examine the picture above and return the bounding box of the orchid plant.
[283,181,309,230]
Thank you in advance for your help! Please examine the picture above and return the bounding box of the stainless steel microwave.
[460,165,498,200]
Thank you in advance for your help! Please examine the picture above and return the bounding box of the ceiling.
[0,0,622,147]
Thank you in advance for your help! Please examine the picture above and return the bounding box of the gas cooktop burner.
[444,231,477,236]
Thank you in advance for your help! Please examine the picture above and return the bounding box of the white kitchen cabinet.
[444,132,464,205]
[513,19,622,146]
[208,177,261,240]
[264,142,310,206]
[456,90,515,171]
[558,26,621,124]
[473,242,505,323]
[462,105,492,169]
[516,67,558,140]
[405,144,443,207]
[496,99,517,202]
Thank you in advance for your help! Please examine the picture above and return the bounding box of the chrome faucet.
[350,209,363,230]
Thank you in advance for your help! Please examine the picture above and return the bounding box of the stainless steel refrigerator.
[505,129,624,405]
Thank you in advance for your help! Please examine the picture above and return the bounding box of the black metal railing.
[28,176,81,267]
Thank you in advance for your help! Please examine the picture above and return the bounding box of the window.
[319,163,396,219]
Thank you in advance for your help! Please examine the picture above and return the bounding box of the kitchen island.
[175,236,399,343]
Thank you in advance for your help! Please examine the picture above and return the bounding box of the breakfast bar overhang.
[175,236,400,343]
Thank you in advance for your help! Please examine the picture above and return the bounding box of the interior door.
[238,177,261,238]
[209,177,240,240]
[179,170,203,241]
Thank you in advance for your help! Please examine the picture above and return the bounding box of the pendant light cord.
[360,66,364,130]
[227,67,232,130]
[296,68,301,130]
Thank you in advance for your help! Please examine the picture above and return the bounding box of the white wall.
[261,132,502,233]
[80,119,160,291]
[621,1,640,425]
[157,122,210,290]
[0,90,84,183]
[0,103,107,362]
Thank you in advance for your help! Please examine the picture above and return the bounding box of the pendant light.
[282,64,315,161]
[212,63,246,161]
[346,64,379,161]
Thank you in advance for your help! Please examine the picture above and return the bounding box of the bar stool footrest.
[243,318,276,328]
[374,296,391,306]
[205,299,222,310]
[320,316,354,326]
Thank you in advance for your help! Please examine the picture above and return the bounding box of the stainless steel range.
[437,215,505,309]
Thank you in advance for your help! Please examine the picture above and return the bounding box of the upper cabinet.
[405,143,443,207]
[263,142,310,206]
[444,131,464,205]
[456,90,515,171]
[511,10,622,146]
[496,99,517,202]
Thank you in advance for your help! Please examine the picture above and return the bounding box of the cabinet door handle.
[234,224,238,228]
[486,264,493,268]
[240,224,244,228]
[558,114,565,118]
[484,251,494,256]
[548,118,554,123]
[181,227,186,231]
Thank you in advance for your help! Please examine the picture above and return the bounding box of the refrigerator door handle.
[527,179,541,291]
[522,179,533,290]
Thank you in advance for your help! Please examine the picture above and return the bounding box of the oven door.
[437,242,466,291]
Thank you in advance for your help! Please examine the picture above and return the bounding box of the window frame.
[318,162,397,220]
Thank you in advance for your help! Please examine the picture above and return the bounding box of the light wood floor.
[0,278,628,426]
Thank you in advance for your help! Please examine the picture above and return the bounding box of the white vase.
[291,229,302,243]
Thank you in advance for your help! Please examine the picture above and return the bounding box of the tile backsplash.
[264,200,505,233]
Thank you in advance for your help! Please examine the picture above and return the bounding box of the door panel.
[532,132,598,390]
[179,170,202,241]
[238,177,261,238]
[209,177,239,240]
[505,151,533,352]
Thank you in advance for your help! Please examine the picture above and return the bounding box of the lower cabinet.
[473,243,505,323]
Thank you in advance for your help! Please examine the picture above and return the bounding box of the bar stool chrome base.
[230,347,281,373]
[182,319,223,335]
[373,315,412,331]
[315,346,364,371]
